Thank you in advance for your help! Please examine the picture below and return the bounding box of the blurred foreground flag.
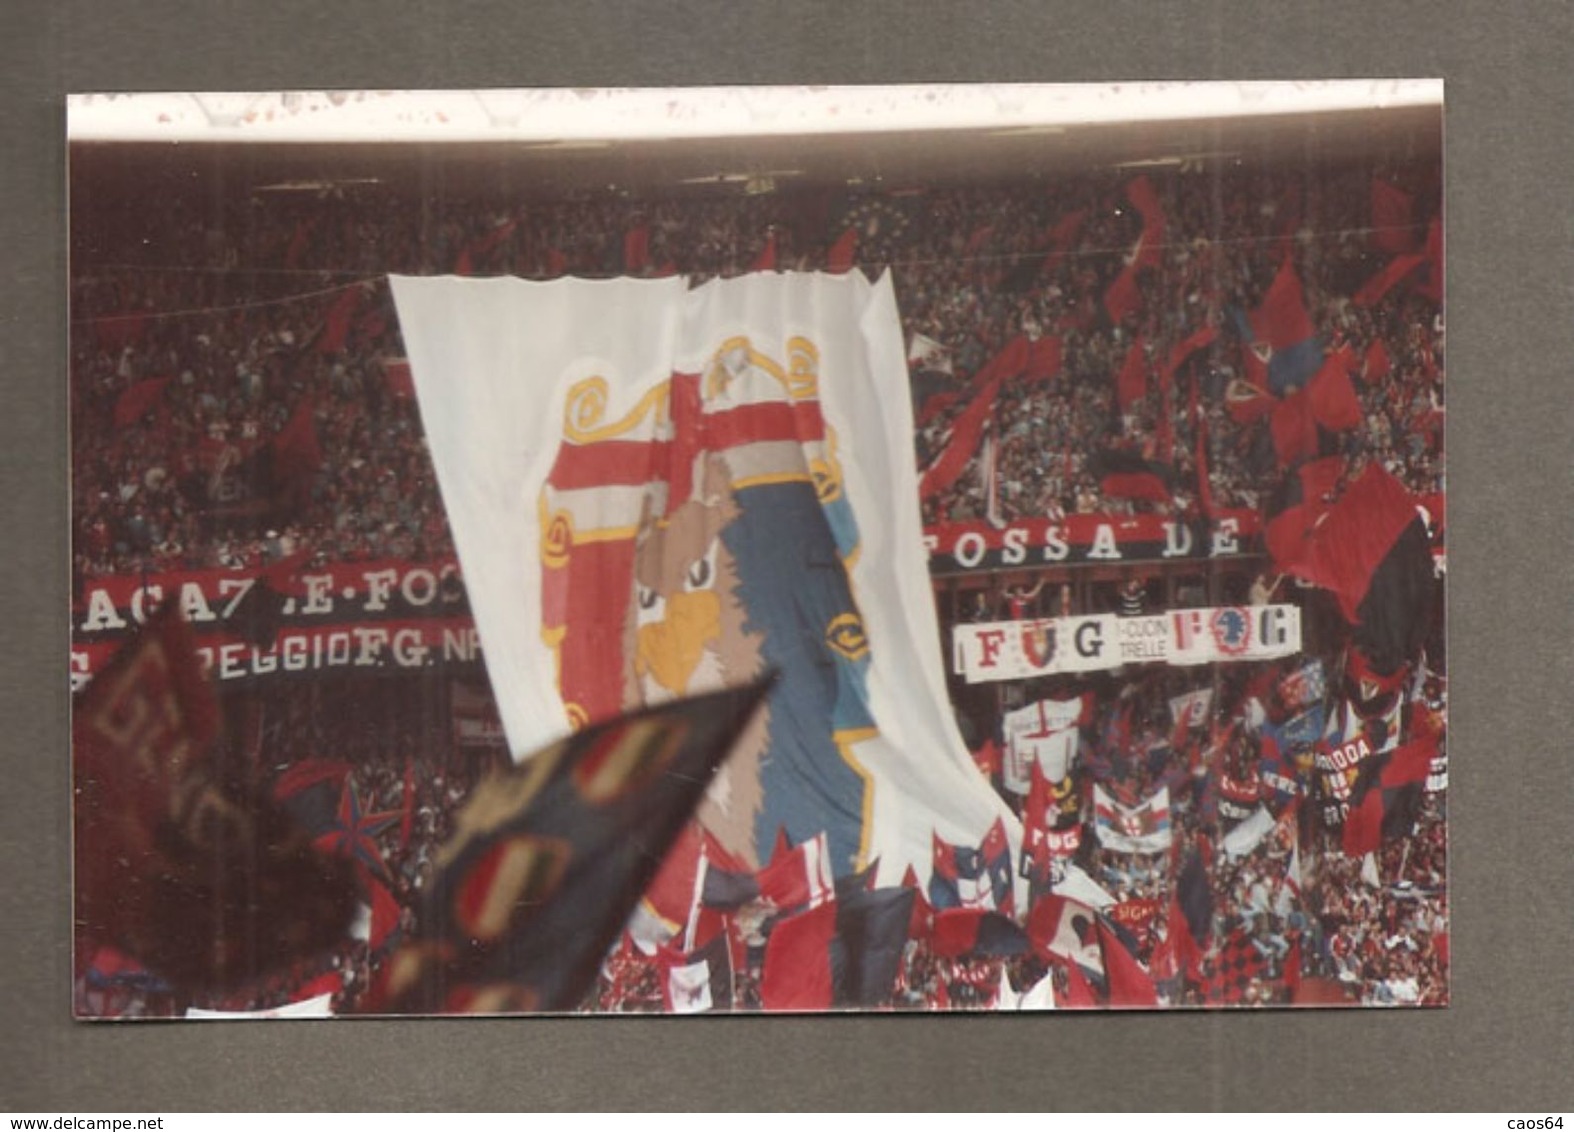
[366,681,770,1014]
[72,611,356,994]
[391,270,1018,887]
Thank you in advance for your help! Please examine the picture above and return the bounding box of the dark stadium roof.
[70,102,1441,207]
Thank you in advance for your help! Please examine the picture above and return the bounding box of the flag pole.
[683,843,708,953]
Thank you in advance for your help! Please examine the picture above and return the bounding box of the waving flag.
[919,375,1004,499]
[112,375,171,429]
[833,886,915,1006]
[1353,253,1428,308]
[1027,894,1103,977]
[74,611,356,994]
[929,909,1029,959]
[1235,259,1323,394]
[1370,178,1419,255]
[367,681,770,1014]
[658,934,733,1013]
[1280,463,1436,675]
[1092,785,1172,854]
[312,782,399,884]
[1097,919,1158,1007]
[1204,930,1269,1005]
[1116,336,1149,410]
[1341,734,1437,857]
[392,271,1017,890]
[929,831,987,911]
[1088,448,1174,503]
[759,900,839,1011]
[757,830,836,913]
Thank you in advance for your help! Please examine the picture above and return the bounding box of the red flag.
[1252,258,1316,350]
[642,824,704,932]
[1045,208,1088,249]
[1024,335,1063,382]
[1027,894,1103,975]
[623,223,651,274]
[756,830,834,913]
[759,901,838,1010]
[317,286,365,354]
[916,389,962,428]
[963,224,995,257]
[1116,337,1148,410]
[1416,215,1444,303]
[1193,379,1214,518]
[1306,354,1364,432]
[769,826,794,868]
[974,334,1031,387]
[1056,958,1099,1008]
[1283,935,1303,999]
[1270,391,1320,467]
[458,218,520,275]
[1294,464,1422,624]
[285,218,314,269]
[1224,377,1275,425]
[827,227,857,273]
[1125,175,1167,271]
[1363,338,1392,384]
[1155,382,1175,464]
[1370,179,1418,256]
[382,358,417,400]
[1353,253,1427,308]
[271,398,324,504]
[901,864,934,940]
[972,738,1001,778]
[1299,455,1346,505]
[918,376,1004,499]
[113,376,171,429]
[1341,735,1437,857]
[476,218,519,257]
[1042,208,1087,272]
[75,611,355,990]
[398,754,417,850]
[1097,920,1158,1007]
[1021,758,1058,877]
[751,230,778,273]
[1160,326,1217,392]
[1152,890,1203,984]
[1104,262,1142,325]
[362,871,403,952]
[74,612,220,939]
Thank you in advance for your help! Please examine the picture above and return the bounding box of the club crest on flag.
[537,334,877,872]
[1020,620,1056,669]
[1209,607,1252,655]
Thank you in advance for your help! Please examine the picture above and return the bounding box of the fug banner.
[952,604,1301,683]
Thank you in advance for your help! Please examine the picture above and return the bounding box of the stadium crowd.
[72,154,1442,579]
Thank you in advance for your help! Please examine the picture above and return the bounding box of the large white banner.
[952,604,1302,684]
[391,270,1017,886]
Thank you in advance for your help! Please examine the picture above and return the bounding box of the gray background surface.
[5,0,1571,1111]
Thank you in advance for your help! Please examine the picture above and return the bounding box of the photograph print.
[68,82,1445,1016]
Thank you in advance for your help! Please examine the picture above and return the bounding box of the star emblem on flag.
[313,781,399,884]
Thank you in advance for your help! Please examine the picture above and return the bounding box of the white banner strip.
[953,604,1301,683]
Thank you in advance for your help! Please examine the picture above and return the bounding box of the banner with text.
[952,605,1302,684]
[923,512,1260,574]
[71,559,478,689]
